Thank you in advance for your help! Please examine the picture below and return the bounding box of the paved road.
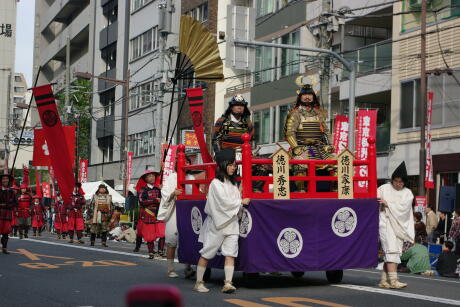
[1,232,459,307]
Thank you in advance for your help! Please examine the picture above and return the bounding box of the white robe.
[158,172,195,247]
[378,183,415,263]
[199,178,242,259]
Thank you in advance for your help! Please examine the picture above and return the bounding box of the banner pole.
[10,66,42,174]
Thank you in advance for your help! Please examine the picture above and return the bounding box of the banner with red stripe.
[185,88,213,163]
[32,84,75,203]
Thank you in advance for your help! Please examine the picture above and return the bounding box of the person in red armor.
[9,184,20,237]
[16,184,32,239]
[0,173,17,254]
[137,170,165,259]
[31,195,45,236]
[54,193,68,239]
[68,183,86,244]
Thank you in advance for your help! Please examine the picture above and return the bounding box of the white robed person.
[194,148,250,294]
[377,161,415,289]
[158,156,197,279]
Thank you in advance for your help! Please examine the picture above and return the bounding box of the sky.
[15,0,35,86]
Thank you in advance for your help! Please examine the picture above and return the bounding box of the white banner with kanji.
[425,92,434,189]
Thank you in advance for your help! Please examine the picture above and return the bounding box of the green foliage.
[55,79,92,160]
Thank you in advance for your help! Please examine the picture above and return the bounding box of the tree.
[56,79,92,161]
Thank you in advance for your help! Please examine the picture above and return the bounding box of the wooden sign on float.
[273,148,290,200]
[337,148,354,199]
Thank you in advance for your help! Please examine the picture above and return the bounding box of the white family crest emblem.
[277,227,303,258]
[191,206,202,235]
[332,207,357,237]
[239,208,252,238]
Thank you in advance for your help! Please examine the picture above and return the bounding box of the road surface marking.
[225,297,352,307]
[333,284,460,306]
[263,297,351,307]
[225,299,272,307]
[12,249,74,261]
[18,260,138,269]
[349,269,460,285]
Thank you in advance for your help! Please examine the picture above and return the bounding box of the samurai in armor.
[137,170,165,259]
[88,184,113,247]
[284,84,335,192]
[0,173,17,254]
[31,195,45,236]
[54,193,68,239]
[212,95,255,153]
[68,183,86,244]
[16,184,32,239]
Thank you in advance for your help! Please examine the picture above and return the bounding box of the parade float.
[163,14,380,284]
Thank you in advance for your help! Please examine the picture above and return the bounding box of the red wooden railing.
[176,133,377,200]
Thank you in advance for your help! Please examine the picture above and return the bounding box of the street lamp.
[74,71,131,197]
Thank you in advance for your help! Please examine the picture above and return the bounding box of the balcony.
[342,40,392,79]
[99,21,118,50]
[226,82,251,95]
[96,115,115,138]
[40,0,90,34]
[98,68,117,92]
[40,5,91,66]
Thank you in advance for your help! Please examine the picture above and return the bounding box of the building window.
[98,136,114,162]
[257,0,274,17]
[130,27,159,61]
[14,86,25,93]
[14,76,21,82]
[187,2,208,23]
[429,72,460,127]
[128,130,155,157]
[278,104,290,141]
[400,79,421,129]
[281,30,300,77]
[255,46,273,84]
[132,0,153,12]
[401,0,460,32]
[130,79,160,111]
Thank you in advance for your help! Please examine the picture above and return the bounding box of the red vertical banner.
[32,126,75,167]
[79,159,88,183]
[42,182,51,198]
[161,144,178,185]
[185,88,213,163]
[333,115,349,154]
[127,152,133,186]
[354,110,378,194]
[32,84,75,202]
[425,92,434,189]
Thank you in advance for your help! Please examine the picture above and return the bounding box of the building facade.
[0,0,17,172]
[391,0,460,206]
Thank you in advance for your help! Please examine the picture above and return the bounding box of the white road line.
[348,269,460,285]
[333,284,460,306]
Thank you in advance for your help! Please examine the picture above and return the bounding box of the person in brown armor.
[88,184,114,247]
[284,84,335,192]
[0,173,17,254]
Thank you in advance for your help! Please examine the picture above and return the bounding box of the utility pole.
[419,0,427,196]
[65,36,71,125]
[123,71,130,197]
[319,0,333,128]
